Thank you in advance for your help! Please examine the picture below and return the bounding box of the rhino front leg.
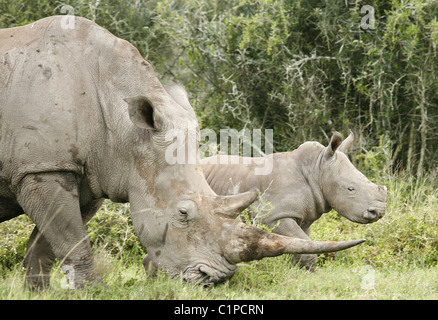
[23,198,105,290]
[271,217,317,271]
[17,172,99,290]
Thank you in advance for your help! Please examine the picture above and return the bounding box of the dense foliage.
[2,0,438,173]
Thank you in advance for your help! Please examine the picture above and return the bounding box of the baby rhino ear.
[124,96,161,131]
[338,130,354,154]
[324,131,343,159]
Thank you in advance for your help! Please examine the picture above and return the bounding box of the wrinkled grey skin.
[199,131,387,269]
[0,17,365,289]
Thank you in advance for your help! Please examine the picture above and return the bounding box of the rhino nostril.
[364,209,378,221]
[199,272,211,286]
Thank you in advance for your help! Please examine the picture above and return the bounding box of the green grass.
[1,170,438,299]
[2,254,438,299]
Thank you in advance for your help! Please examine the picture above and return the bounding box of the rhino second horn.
[214,190,259,219]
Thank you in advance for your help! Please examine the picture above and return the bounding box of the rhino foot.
[142,254,158,277]
[291,253,317,272]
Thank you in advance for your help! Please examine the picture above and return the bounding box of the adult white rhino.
[0,16,364,289]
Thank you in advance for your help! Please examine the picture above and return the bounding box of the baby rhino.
[200,131,387,270]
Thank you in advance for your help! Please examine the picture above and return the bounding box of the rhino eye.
[348,187,355,192]
[176,200,197,219]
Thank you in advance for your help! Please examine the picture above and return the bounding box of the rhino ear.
[324,131,343,159]
[338,130,354,154]
[164,83,191,111]
[124,95,161,131]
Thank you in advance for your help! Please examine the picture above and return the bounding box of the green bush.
[2,0,437,170]
[0,215,33,274]
[142,0,438,174]
[86,201,145,262]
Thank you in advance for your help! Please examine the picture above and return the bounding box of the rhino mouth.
[183,263,237,285]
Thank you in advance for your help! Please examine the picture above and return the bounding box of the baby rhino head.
[319,131,387,224]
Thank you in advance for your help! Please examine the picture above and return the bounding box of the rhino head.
[318,131,387,224]
[124,87,365,284]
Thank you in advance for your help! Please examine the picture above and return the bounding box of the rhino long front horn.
[222,222,365,263]
[214,190,259,219]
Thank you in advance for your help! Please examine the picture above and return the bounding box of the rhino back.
[201,155,287,195]
[202,160,256,195]
[201,150,321,210]
[0,16,155,190]
[1,18,101,186]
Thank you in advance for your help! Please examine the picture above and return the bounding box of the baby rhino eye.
[179,208,188,215]
[348,187,355,192]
